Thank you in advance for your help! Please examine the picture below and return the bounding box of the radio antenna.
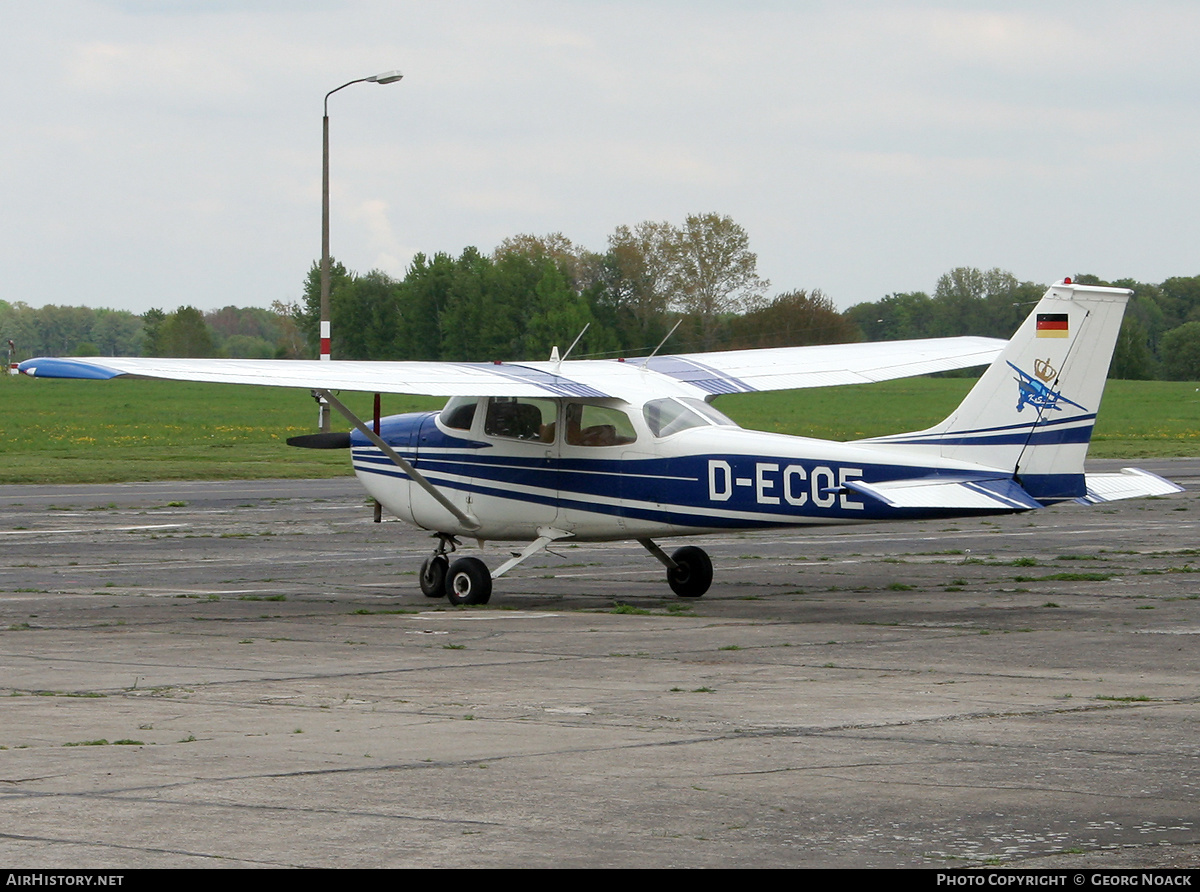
[558,323,590,364]
[641,318,682,368]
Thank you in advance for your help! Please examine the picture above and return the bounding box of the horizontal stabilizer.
[1078,468,1185,504]
[635,337,1004,394]
[843,476,1043,511]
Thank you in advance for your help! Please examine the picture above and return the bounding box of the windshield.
[440,396,477,431]
[643,398,737,438]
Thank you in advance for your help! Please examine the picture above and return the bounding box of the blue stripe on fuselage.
[354,442,1035,527]
[871,413,1096,447]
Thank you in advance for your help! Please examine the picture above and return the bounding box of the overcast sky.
[3,1,1198,316]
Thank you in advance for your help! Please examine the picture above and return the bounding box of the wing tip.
[18,357,123,380]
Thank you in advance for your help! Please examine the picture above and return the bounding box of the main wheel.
[667,545,713,598]
[445,557,492,606]
[419,556,448,598]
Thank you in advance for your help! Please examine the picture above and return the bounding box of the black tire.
[445,557,492,606]
[667,546,713,598]
[419,556,448,598]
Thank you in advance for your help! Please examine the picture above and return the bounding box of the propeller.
[286,432,351,449]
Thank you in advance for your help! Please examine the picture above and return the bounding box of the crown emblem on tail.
[1008,362,1087,414]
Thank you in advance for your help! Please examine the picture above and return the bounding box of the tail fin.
[863,279,1131,500]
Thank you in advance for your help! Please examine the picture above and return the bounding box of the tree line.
[1,301,306,362]
[844,268,1200,380]
[292,213,856,362]
[5,211,1200,379]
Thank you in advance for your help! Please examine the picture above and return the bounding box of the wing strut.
[315,388,480,532]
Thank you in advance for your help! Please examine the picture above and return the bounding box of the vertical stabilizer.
[862,280,1130,500]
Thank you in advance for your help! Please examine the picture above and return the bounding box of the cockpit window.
[565,403,637,447]
[440,396,477,431]
[643,398,737,438]
[484,397,557,442]
[685,398,737,428]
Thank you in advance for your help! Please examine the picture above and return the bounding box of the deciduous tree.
[1160,321,1200,380]
[158,306,215,357]
[298,257,352,354]
[729,289,860,348]
[663,213,768,349]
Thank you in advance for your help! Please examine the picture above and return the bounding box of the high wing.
[18,336,1004,400]
[629,338,1002,395]
[17,355,583,397]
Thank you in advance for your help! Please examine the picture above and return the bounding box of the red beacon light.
[1063,277,1072,285]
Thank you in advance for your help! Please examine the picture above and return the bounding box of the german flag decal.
[1036,313,1069,338]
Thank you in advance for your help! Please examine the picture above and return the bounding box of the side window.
[440,396,478,431]
[484,397,557,443]
[565,403,637,447]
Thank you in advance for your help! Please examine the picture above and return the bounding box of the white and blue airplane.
[19,279,1181,605]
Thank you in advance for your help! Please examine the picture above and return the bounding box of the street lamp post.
[319,69,403,431]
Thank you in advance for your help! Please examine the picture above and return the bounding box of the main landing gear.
[419,534,713,605]
[664,545,714,598]
[639,539,713,598]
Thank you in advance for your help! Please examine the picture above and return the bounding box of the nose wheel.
[419,533,460,599]
[445,557,492,606]
[419,556,447,597]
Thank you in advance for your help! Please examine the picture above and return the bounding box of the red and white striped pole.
[317,319,331,428]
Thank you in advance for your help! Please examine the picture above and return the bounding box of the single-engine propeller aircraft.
[20,279,1181,605]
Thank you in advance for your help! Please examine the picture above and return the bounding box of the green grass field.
[2,375,1198,484]
[0,377,442,484]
